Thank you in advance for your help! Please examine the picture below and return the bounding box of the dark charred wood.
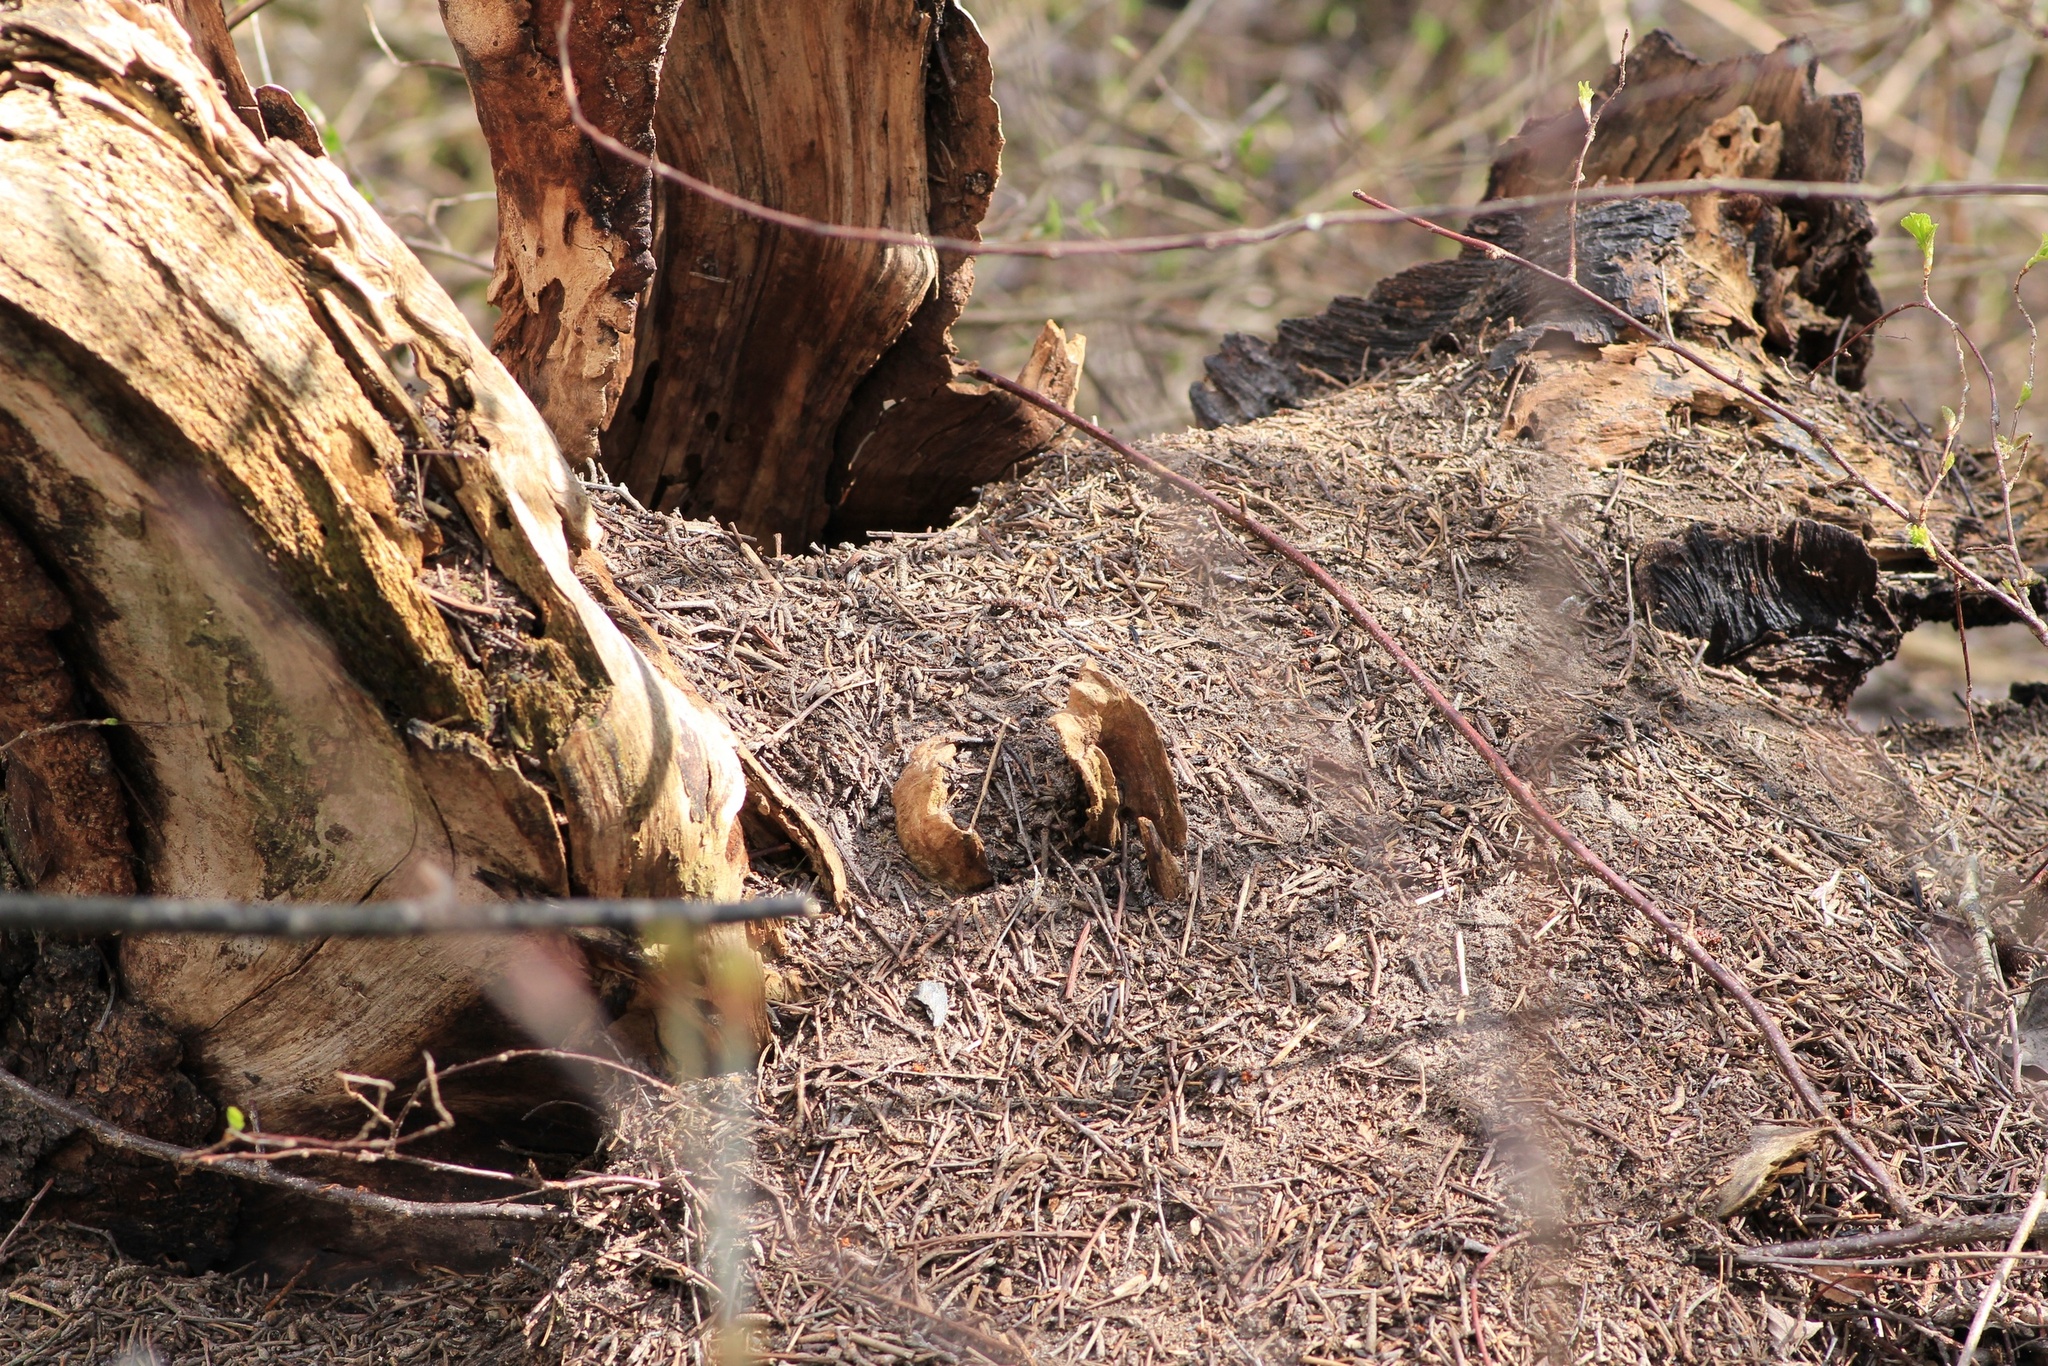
[1490,30,1879,384]
[1634,519,1900,705]
[1191,201,1685,427]
[1886,573,2048,633]
[1192,28,1882,428]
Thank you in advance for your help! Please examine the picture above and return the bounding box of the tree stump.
[448,0,1086,544]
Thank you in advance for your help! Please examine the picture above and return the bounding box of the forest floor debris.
[8,351,2048,1362]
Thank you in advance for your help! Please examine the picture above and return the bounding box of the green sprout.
[1908,523,1933,551]
[2028,233,2048,272]
[1900,212,1937,275]
[225,1105,247,1133]
[1038,197,1063,239]
[1577,80,1595,120]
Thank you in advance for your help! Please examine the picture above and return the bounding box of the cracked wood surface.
[0,0,752,1153]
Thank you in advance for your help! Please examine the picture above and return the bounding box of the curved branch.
[0,1066,566,1223]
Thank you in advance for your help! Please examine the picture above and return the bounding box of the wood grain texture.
[594,2,1080,542]
[602,0,938,542]
[0,0,750,1140]
[824,11,1085,538]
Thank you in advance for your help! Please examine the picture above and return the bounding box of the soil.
[6,348,2048,1363]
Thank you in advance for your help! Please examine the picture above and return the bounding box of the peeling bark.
[442,0,680,467]
[893,737,993,894]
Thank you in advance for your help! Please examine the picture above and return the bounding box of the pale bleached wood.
[0,0,752,1134]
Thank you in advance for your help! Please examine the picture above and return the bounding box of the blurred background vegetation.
[236,0,2048,720]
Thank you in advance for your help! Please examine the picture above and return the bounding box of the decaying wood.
[0,0,752,1201]
[0,521,131,898]
[443,0,678,466]
[892,738,992,894]
[1191,31,1880,428]
[1058,665,1187,854]
[830,318,1086,539]
[1047,663,1187,897]
[597,1,1084,541]
[1635,518,1902,704]
[820,12,1086,539]
[1052,709,1121,849]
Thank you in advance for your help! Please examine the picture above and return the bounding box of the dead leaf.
[1708,1125,1820,1218]
[892,737,992,893]
[912,980,949,1031]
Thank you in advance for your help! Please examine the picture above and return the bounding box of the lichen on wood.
[0,0,756,1200]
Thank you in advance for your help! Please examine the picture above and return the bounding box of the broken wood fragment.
[1052,709,1121,849]
[893,738,993,894]
[1635,519,1900,704]
[1137,817,1186,902]
[1051,664,1187,897]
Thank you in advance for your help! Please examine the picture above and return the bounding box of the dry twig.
[0,1065,565,1223]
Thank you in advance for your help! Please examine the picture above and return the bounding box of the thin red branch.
[0,1178,52,1263]
[0,1064,565,1223]
[1470,1232,1529,1366]
[966,364,1913,1216]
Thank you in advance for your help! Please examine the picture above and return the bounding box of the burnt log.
[1634,519,1900,704]
[1191,29,1880,427]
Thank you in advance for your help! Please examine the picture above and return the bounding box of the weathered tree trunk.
[0,0,762,1263]
[447,0,1086,545]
